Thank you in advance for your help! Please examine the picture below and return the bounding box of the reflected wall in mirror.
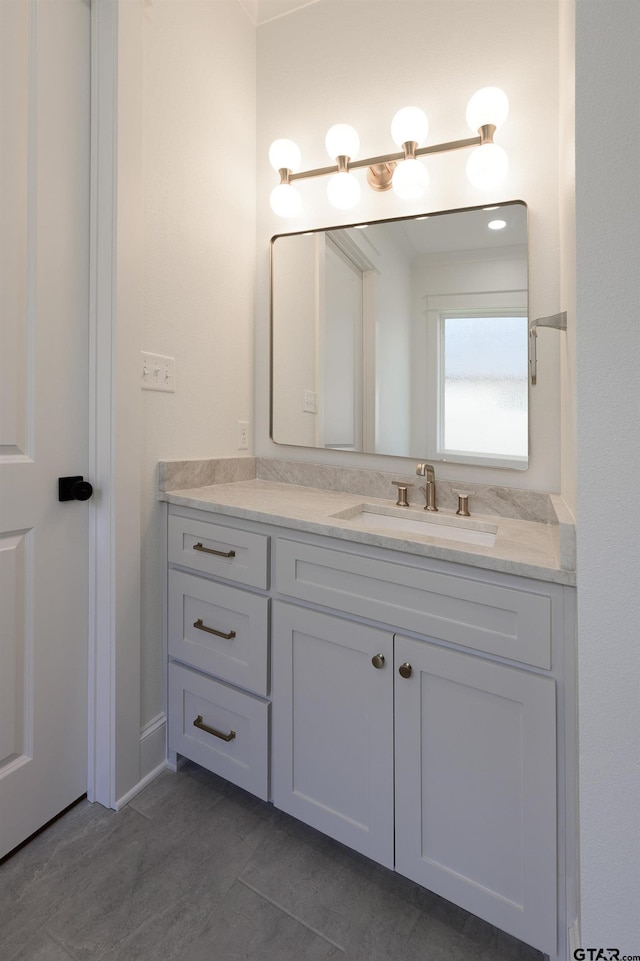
[271,201,528,469]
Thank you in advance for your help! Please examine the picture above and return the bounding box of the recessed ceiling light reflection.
[488,219,507,230]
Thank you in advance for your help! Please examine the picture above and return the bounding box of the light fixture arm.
[287,132,484,190]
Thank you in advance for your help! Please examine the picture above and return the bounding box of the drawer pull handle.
[193,714,236,742]
[371,654,385,669]
[193,618,236,640]
[193,541,236,559]
[399,662,413,679]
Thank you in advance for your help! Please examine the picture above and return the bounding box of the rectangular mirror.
[271,201,528,469]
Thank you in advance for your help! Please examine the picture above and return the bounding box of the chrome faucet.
[416,463,438,512]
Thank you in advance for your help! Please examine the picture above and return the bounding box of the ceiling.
[238,0,321,26]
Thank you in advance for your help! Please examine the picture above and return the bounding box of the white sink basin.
[331,505,497,547]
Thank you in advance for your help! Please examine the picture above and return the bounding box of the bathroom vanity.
[161,471,575,961]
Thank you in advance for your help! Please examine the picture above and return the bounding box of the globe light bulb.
[391,106,429,148]
[392,158,429,200]
[466,87,509,134]
[326,171,361,210]
[325,124,360,161]
[270,182,302,218]
[466,143,509,190]
[268,139,302,172]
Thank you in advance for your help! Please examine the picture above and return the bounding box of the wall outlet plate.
[237,420,249,450]
[303,389,317,413]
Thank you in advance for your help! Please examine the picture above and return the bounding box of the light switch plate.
[142,352,175,392]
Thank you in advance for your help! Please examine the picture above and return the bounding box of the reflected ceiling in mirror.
[271,201,528,469]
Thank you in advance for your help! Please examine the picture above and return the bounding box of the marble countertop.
[160,479,576,586]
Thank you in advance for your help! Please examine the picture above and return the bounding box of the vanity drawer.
[168,570,269,695]
[168,662,269,801]
[168,513,268,589]
[275,539,552,669]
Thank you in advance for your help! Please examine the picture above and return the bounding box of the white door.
[0,0,91,858]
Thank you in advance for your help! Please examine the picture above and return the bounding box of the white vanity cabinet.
[270,535,563,957]
[165,504,573,960]
[166,510,271,799]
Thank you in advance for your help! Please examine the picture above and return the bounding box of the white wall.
[140,0,256,741]
[575,0,640,948]
[256,0,563,492]
[559,0,576,517]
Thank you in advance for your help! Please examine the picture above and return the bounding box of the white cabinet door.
[272,602,394,868]
[394,635,557,956]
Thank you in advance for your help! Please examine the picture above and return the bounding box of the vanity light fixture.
[269,87,509,217]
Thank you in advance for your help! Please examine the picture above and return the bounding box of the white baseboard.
[114,713,167,810]
[140,712,166,779]
[115,759,167,810]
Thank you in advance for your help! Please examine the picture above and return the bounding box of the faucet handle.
[392,480,413,507]
[452,489,475,517]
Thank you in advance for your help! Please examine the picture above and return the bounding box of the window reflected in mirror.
[441,314,528,465]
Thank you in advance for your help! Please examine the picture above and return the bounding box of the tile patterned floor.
[0,762,546,961]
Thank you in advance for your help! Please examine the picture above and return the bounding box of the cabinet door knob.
[371,653,385,669]
[398,662,412,679]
